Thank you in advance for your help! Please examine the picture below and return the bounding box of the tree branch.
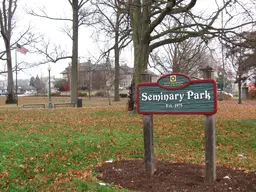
[27,8,72,22]
[148,0,176,34]
[169,0,197,14]
[31,40,72,63]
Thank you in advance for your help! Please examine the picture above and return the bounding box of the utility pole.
[15,48,18,105]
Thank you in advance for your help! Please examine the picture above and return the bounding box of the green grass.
[238,119,256,126]
[0,109,139,191]
[0,101,255,191]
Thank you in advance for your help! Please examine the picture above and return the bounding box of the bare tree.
[95,57,116,105]
[1,0,18,103]
[0,37,72,78]
[78,59,93,98]
[149,37,215,78]
[0,0,38,103]
[28,0,95,104]
[92,0,131,101]
[225,32,256,104]
[30,39,72,65]
[125,0,256,85]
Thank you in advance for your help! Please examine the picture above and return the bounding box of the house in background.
[61,59,115,90]
[119,64,133,89]
[60,59,159,90]
[60,66,71,83]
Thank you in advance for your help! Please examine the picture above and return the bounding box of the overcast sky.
[0,0,255,81]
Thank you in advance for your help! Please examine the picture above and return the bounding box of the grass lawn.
[0,100,255,191]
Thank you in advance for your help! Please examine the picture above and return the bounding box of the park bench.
[54,102,75,108]
[22,103,46,109]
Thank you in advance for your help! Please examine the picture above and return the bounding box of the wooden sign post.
[140,70,155,175]
[137,70,217,181]
[201,66,216,182]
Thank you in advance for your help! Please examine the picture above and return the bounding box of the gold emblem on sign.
[170,75,176,83]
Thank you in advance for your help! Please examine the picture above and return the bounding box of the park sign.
[137,73,217,115]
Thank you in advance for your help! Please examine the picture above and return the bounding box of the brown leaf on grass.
[53,185,63,192]
[68,168,92,179]
[83,169,92,178]
[34,175,48,184]
[0,171,8,179]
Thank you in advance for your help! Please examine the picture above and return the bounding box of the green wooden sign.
[137,73,217,115]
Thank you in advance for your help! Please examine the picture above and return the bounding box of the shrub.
[51,92,61,96]
[249,89,256,100]
[94,91,106,97]
[119,93,128,98]
[80,92,87,97]
[61,82,70,91]
[217,91,233,100]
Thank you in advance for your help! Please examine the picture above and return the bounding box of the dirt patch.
[95,160,256,192]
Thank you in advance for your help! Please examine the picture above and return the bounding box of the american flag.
[16,43,28,55]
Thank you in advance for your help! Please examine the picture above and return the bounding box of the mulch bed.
[95,160,256,192]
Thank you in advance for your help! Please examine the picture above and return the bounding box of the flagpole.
[15,48,18,106]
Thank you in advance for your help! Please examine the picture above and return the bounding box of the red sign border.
[137,75,218,115]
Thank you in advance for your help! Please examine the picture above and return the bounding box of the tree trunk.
[5,40,16,104]
[114,12,120,101]
[88,73,91,99]
[172,48,180,73]
[132,16,150,85]
[107,88,112,105]
[133,41,150,84]
[130,34,150,112]
[238,76,242,104]
[0,0,16,104]
[88,60,92,99]
[131,0,151,85]
[128,0,151,111]
[71,0,79,104]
